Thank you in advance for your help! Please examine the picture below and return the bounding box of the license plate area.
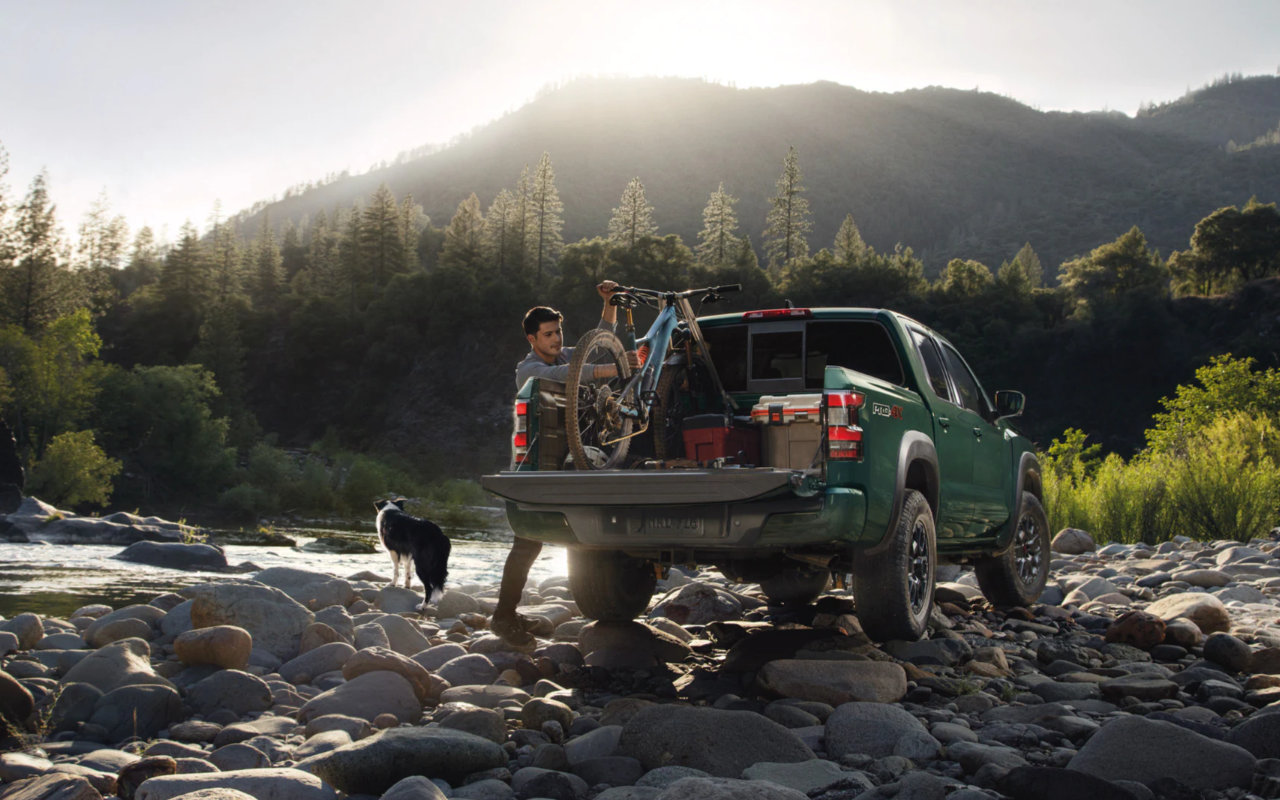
[639,511,705,536]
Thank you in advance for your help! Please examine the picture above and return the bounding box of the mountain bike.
[565,283,742,469]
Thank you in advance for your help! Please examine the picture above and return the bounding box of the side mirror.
[994,390,1025,419]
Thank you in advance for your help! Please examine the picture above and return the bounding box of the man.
[492,280,628,648]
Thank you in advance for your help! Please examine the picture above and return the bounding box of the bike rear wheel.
[566,328,634,470]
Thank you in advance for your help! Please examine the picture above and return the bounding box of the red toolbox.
[680,414,761,465]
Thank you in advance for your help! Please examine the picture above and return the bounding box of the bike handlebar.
[613,283,742,298]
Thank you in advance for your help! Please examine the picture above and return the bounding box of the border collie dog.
[374,498,451,610]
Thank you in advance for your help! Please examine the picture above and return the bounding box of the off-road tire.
[852,489,937,641]
[975,491,1050,607]
[568,549,657,622]
[565,328,633,470]
[652,364,688,461]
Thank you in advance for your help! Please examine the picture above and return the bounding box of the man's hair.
[523,306,563,337]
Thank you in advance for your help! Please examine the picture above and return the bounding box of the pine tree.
[763,146,813,275]
[483,188,520,276]
[527,152,564,282]
[607,177,658,248]
[250,215,283,309]
[360,184,406,287]
[208,218,243,303]
[115,226,160,297]
[0,143,13,268]
[399,195,426,272]
[833,213,867,265]
[75,190,128,273]
[338,205,365,315]
[4,171,76,332]
[999,241,1043,289]
[441,192,485,272]
[159,221,210,310]
[696,182,741,267]
[512,165,531,277]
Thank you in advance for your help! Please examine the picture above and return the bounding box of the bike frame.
[608,288,737,427]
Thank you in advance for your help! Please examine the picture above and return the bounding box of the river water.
[0,525,567,619]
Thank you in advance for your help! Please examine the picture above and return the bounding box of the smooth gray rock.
[412,643,467,670]
[0,613,44,650]
[510,766,590,799]
[1067,715,1255,790]
[371,613,432,656]
[1227,710,1280,759]
[87,683,183,743]
[115,541,229,571]
[649,582,743,625]
[825,702,940,760]
[436,653,498,686]
[565,724,623,765]
[186,583,314,660]
[186,670,273,717]
[298,727,506,794]
[757,659,907,705]
[619,705,814,778]
[741,759,850,794]
[280,642,357,685]
[135,767,337,800]
[654,776,808,799]
[380,774,449,800]
[439,707,506,744]
[297,670,421,724]
[61,637,170,693]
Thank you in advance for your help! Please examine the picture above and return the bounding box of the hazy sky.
[2,0,1277,246]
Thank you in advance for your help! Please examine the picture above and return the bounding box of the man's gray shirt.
[515,318,615,389]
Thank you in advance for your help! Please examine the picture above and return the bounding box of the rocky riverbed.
[2,527,1280,800]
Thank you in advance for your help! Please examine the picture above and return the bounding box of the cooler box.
[750,393,824,469]
[681,414,761,465]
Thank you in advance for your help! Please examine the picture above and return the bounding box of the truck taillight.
[513,400,530,465]
[825,390,865,461]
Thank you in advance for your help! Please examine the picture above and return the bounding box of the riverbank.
[1,529,1280,799]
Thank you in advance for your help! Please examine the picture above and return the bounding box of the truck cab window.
[911,331,952,402]
[940,343,990,416]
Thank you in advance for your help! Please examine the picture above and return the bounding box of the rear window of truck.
[703,320,904,392]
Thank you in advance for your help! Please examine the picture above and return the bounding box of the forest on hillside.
[2,111,1280,522]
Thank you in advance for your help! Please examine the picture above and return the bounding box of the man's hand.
[597,280,620,299]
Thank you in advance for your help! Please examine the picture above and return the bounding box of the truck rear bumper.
[481,470,867,551]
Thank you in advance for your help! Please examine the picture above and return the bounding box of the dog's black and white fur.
[374,498,451,610]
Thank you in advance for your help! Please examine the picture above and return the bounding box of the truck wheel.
[853,489,936,641]
[566,328,633,470]
[568,549,656,622]
[975,491,1049,607]
[652,364,688,461]
[759,566,832,607]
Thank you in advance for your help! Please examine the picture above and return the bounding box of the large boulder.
[1067,714,1255,790]
[298,727,507,794]
[115,541,230,571]
[61,638,170,693]
[0,668,34,728]
[173,626,253,670]
[825,702,941,760]
[1051,528,1096,554]
[1144,592,1231,635]
[296,670,421,724]
[280,642,357,685]
[0,613,45,650]
[618,705,814,777]
[87,683,183,743]
[757,659,907,705]
[135,768,337,800]
[369,614,432,656]
[186,583,314,660]
[185,670,273,717]
[342,647,438,703]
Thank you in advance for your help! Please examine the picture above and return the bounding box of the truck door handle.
[937,416,951,429]
[972,427,983,439]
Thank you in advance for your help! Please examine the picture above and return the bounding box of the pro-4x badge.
[872,403,903,419]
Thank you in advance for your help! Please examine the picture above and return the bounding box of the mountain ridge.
[244,75,1280,275]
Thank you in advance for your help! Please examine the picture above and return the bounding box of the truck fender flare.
[866,431,939,556]
[993,451,1043,552]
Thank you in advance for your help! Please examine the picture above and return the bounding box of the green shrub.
[1164,413,1280,542]
[217,483,278,521]
[26,430,121,509]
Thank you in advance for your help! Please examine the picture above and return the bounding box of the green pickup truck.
[481,306,1048,641]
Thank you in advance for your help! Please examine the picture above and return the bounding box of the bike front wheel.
[566,328,634,470]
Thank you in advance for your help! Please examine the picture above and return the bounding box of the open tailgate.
[480,468,796,507]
